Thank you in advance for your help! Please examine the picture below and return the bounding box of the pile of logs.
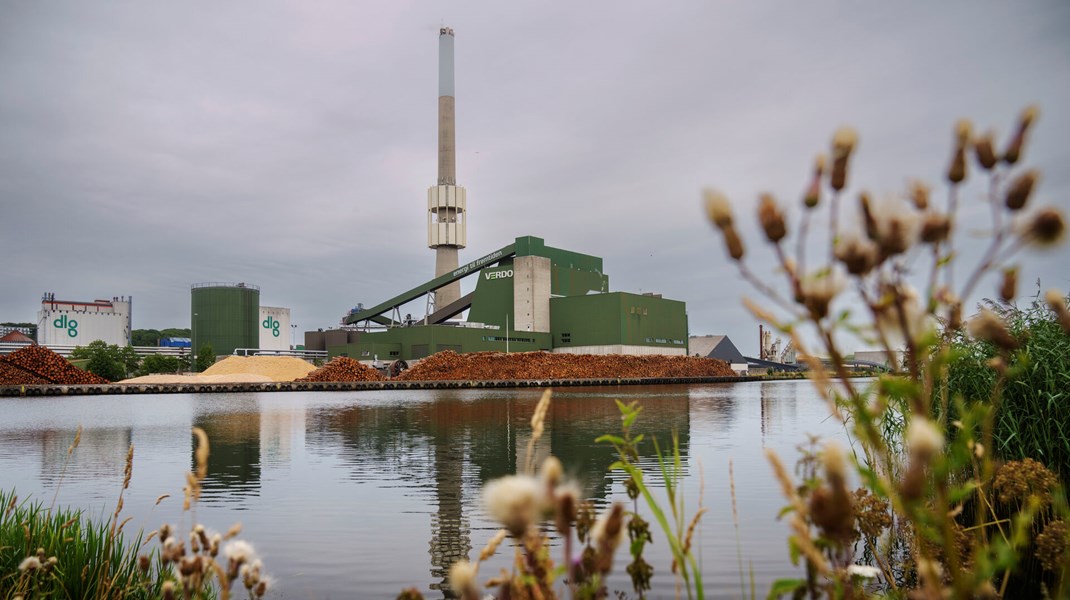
[295,357,386,382]
[395,350,734,381]
[0,345,110,385]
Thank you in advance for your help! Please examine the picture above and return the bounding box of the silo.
[191,283,260,358]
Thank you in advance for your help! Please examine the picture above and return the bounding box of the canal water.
[0,380,846,598]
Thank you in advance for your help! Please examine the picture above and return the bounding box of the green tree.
[194,343,215,372]
[136,354,182,376]
[70,341,141,381]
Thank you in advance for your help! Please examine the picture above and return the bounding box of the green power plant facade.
[308,236,688,361]
[191,283,260,357]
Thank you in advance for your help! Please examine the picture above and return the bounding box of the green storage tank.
[191,283,260,358]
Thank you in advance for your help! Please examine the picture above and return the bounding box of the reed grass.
[0,488,161,600]
[945,294,1070,477]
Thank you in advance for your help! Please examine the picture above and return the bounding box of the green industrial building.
[305,236,689,361]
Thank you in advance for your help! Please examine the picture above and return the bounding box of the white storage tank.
[37,293,131,347]
[258,306,292,351]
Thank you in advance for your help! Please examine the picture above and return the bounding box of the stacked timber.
[395,351,734,381]
[296,357,385,382]
[0,345,110,385]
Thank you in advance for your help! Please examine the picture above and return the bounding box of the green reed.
[0,488,160,600]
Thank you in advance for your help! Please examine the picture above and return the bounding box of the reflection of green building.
[195,408,261,498]
[307,236,689,360]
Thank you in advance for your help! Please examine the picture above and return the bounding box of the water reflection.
[0,381,843,598]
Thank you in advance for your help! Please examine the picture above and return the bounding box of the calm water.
[0,380,846,598]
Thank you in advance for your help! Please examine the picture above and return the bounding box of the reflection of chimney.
[427,27,466,307]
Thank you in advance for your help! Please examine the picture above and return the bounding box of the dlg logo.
[263,317,280,337]
[53,315,78,338]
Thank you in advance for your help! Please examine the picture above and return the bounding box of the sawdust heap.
[202,356,317,382]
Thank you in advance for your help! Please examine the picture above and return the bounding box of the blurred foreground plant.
[1,426,271,600]
[705,106,1070,598]
[407,390,705,600]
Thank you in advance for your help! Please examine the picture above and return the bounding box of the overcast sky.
[2,1,1068,355]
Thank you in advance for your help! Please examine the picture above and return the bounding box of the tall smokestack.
[427,26,466,308]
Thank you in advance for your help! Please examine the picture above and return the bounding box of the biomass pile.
[118,373,275,384]
[0,345,110,385]
[296,357,385,382]
[395,350,734,381]
[201,355,316,382]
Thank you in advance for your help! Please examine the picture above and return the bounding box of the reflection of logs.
[1,345,109,384]
[396,351,734,381]
[296,357,385,382]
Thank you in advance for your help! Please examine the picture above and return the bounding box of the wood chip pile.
[201,355,317,382]
[395,350,734,381]
[0,345,110,385]
[296,357,386,382]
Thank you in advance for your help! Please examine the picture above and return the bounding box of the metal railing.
[232,348,328,360]
[0,343,190,357]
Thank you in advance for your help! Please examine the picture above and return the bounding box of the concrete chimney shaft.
[427,26,465,307]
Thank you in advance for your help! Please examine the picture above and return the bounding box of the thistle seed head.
[482,474,542,537]
[830,127,858,191]
[1003,105,1039,165]
[834,235,879,276]
[1024,207,1066,247]
[919,212,952,244]
[968,309,1018,351]
[1044,289,1070,334]
[804,154,826,208]
[1005,170,1039,211]
[974,131,998,170]
[18,556,41,572]
[908,179,930,210]
[799,268,846,320]
[723,226,745,261]
[703,189,734,230]
[999,268,1018,303]
[907,416,944,460]
[448,560,480,599]
[758,193,787,243]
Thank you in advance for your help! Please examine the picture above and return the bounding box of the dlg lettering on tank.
[53,315,78,338]
[263,317,281,337]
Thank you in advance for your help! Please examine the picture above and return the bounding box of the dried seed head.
[591,502,626,573]
[540,455,563,493]
[799,269,847,320]
[968,309,1018,351]
[703,189,734,230]
[830,127,858,191]
[908,179,930,211]
[948,145,967,184]
[757,193,787,243]
[955,119,973,144]
[999,268,1018,303]
[723,225,745,261]
[804,154,826,208]
[1005,170,1039,211]
[482,474,542,537]
[822,440,848,488]
[554,484,580,535]
[1044,289,1070,334]
[162,581,176,600]
[834,235,879,276]
[1024,207,1066,247]
[859,192,879,241]
[18,556,41,572]
[869,194,921,256]
[448,560,480,599]
[907,416,944,460]
[138,554,151,574]
[920,212,952,244]
[1003,105,1039,165]
[974,131,998,170]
